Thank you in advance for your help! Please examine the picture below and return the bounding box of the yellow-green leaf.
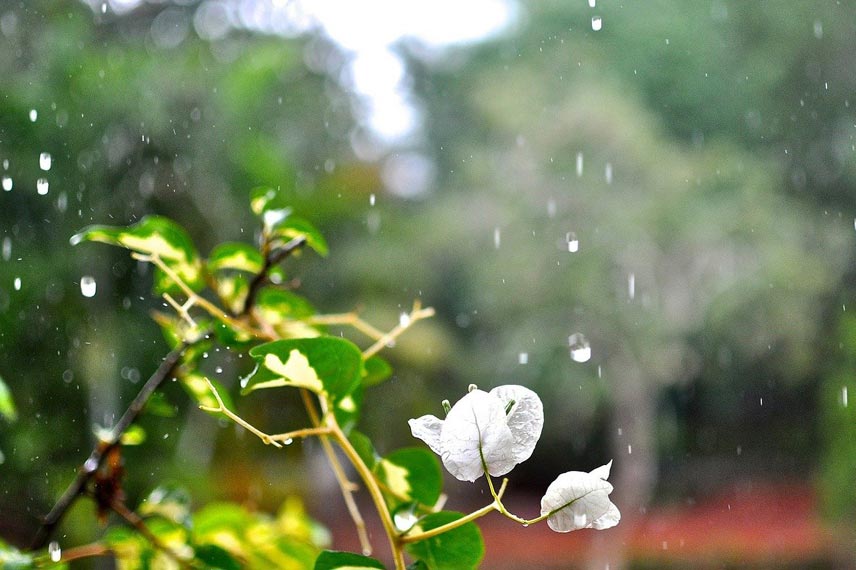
[208,242,264,274]
[0,375,17,422]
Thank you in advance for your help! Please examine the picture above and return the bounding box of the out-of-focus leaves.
[405,511,484,570]
[139,483,192,525]
[0,539,34,569]
[348,430,379,471]
[71,216,204,293]
[313,550,385,570]
[193,544,242,570]
[214,273,250,315]
[207,242,264,274]
[179,371,234,416]
[362,356,392,388]
[270,217,328,257]
[144,391,177,418]
[0,375,17,422]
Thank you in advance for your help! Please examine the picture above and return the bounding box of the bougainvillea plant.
[1,188,618,570]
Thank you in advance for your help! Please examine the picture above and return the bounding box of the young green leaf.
[0,375,17,422]
[405,511,484,570]
[207,242,265,274]
[71,216,204,292]
[243,337,362,400]
[313,550,385,570]
[270,216,328,257]
[362,356,392,388]
[249,186,289,216]
[214,273,250,315]
[375,448,442,507]
[348,430,379,471]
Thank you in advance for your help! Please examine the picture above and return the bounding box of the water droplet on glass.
[39,152,52,171]
[1,176,11,191]
[29,109,38,122]
[576,152,584,176]
[813,20,823,39]
[2,237,11,261]
[518,352,529,364]
[569,333,591,363]
[80,276,97,298]
[628,273,636,300]
[493,227,501,249]
[37,178,49,195]
[13,277,21,291]
[48,541,61,563]
[369,193,376,206]
[566,232,579,253]
[605,162,613,184]
[591,16,603,31]
[842,386,849,407]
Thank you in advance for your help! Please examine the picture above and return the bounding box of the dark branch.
[242,235,307,315]
[31,342,189,549]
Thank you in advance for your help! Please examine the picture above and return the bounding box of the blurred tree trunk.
[587,353,657,570]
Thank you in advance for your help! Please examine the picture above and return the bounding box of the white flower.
[540,460,621,532]
[408,385,544,482]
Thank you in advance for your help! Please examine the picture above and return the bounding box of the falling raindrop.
[39,152,52,171]
[547,198,557,218]
[605,162,613,184]
[57,192,68,212]
[14,277,21,291]
[575,152,584,176]
[369,193,376,206]
[843,386,849,407]
[48,542,61,563]
[493,227,501,249]
[566,232,579,253]
[1,176,11,191]
[591,16,603,31]
[394,511,418,531]
[101,2,107,13]
[813,20,823,39]
[29,109,38,122]
[518,352,529,364]
[80,276,97,298]
[628,273,636,300]
[568,333,591,363]
[588,0,596,6]
[282,437,294,445]
[399,312,411,327]
[627,445,633,454]
[37,178,49,195]
[2,237,10,261]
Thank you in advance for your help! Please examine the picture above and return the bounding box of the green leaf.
[249,186,289,216]
[0,375,17,422]
[362,356,392,388]
[243,337,362,399]
[193,503,253,538]
[139,483,192,525]
[255,287,317,321]
[104,526,152,570]
[0,539,34,569]
[348,430,379,471]
[120,424,147,446]
[180,372,235,416]
[376,448,442,507]
[144,391,177,417]
[313,550,385,570]
[213,273,250,315]
[193,544,241,570]
[207,242,264,274]
[405,511,484,570]
[71,216,204,292]
[271,216,328,257]
[407,562,429,570]
[333,383,363,435]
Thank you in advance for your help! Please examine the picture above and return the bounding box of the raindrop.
[813,20,823,39]
[2,237,10,261]
[547,198,557,218]
[282,437,294,445]
[101,2,107,13]
[394,511,418,531]
[1,176,11,191]
[627,444,632,454]
[605,162,613,184]
[568,333,591,363]
[575,152,584,176]
[37,178,49,195]
[628,273,636,300]
[522,522,530,528]
[518,352,529,364]
[566,232,579,253]
[13,277,21,291]
[369,193,376,206]
[842,386,849,407]
[48,542,61,563]
[80,276,97,298]
[588,0,596,6]
[399,312,411,327]
[57,192,68,212]
[29,109,37,122]
[493,227,501,249]
[39,152,52,171]
[468,383,478,393]
[83,457,98,473]
[1,159,7,170]
[591,16,603,31]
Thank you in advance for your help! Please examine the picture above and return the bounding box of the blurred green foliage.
[2,0,856,566]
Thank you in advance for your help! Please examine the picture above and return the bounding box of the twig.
[51,543,112,563]
[363,301,436,359]
[32,343,190,549]
[306,312,387,340]
[198,378,283,448]
[243,235,307,315]
[110,498,196,570]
